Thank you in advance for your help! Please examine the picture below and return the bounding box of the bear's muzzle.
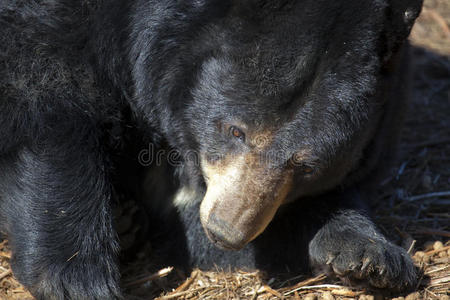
[200,154,293,250]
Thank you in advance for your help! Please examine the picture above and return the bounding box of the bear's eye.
[300,165,315,175]
[229,126,245,141]
[290,154,315,175]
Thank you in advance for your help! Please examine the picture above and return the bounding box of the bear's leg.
[309,207,416,291]
[0,123,121,300]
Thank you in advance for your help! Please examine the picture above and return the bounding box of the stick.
[415,229,450,238]
[407,240,417,254]
[174,270,198,293]
[156,285,222,299]
[284,284,348,296]
[0,270,12,281]
[425,245,450,256]
[407,191,450,202]
[123,267,173,288]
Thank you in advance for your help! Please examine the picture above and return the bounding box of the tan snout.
[200,155,292,250]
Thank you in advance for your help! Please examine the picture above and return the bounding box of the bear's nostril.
[203,214,247,251]
[204,227,243,251]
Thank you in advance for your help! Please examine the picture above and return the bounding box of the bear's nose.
[203,213,247,251]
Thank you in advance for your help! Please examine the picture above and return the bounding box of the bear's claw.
[310,233,417,291]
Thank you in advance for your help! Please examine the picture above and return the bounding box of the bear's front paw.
[309,232,417,291]
[12,253,121,300]
[30,268,121,300]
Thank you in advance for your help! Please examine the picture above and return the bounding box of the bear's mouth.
[200,154,293,250]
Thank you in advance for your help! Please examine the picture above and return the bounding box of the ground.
[0,0,449,299]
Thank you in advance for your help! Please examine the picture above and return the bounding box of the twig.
[407,191,450,202]
[425,245,450,256]
[331,289,364,297]
[173,269,198,293]
[0,269,12,281]
[421,8,450,38]
[430,275,450,286]
[250,284,261,300]
[433,257,450,264]
[425,265,449,275]
[123,267,173,288]
[415,229,450,238]
[66,251,79,262]
[284,284,348,296]
[260,285,283,298]
[424,288,439,299]
[156,285,222,299]
[407,240,417,254]
[285,274,327,291]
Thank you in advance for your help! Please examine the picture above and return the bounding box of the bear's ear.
[384,0,423,57]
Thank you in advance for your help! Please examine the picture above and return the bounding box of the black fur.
[0,0,422,299]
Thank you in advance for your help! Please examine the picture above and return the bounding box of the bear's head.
[130,0,422,250]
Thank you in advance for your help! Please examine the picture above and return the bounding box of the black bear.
[0,0,423,299]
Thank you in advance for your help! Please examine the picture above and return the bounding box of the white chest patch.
[172,185,203,209]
